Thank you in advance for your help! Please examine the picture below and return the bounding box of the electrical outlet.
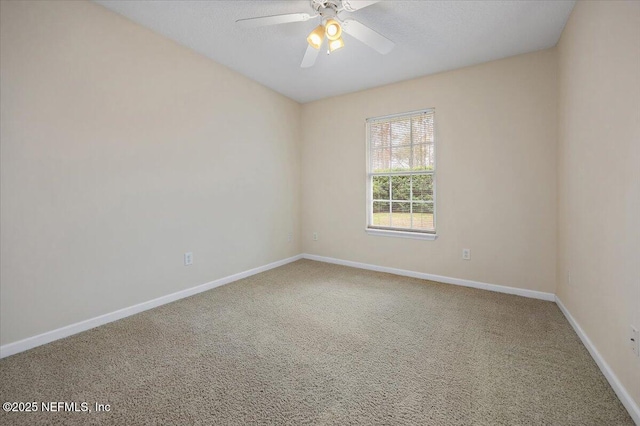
[313,232,318,241]
[287,232,293,243]
[630,326,639,357]
[184,252,193,266]
[462,249,470,260]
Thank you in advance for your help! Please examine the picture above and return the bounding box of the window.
[366,109,436,239]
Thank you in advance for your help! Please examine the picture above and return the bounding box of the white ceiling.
[94,0,575,103]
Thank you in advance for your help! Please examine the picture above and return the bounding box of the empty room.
[0,0,638,424]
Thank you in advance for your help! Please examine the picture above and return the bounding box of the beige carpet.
[0,259,632,425]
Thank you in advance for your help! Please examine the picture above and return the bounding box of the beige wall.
[557,0,640,407]
[301,50,558,294]
[0,0,301,345]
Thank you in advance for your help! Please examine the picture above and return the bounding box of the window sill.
[365,228,438,240]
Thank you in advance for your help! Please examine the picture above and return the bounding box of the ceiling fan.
[236,0,395,68]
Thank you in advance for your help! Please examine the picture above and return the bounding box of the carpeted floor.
[0,259,633,425]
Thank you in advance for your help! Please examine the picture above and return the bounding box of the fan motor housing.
[312,0,340,19]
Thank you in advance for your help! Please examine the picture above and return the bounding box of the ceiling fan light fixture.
[236,0,395,68]
[307,24,325,49]
[325,19,342,40]
[328,36,345,52]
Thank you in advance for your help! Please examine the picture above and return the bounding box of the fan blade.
[301,44,320,68]
[341,18,394,54]
[342,1,381,12]
[236,13,312,28]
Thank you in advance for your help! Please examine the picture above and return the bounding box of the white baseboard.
[555,297,640,425]
[302,253,556,301]
[0,254,303,359]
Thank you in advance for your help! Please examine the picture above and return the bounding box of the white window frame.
[365,108,437,240]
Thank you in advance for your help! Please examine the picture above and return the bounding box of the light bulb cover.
[306,25,325,49]
[328,36,345,52]
[324,19,342,41]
